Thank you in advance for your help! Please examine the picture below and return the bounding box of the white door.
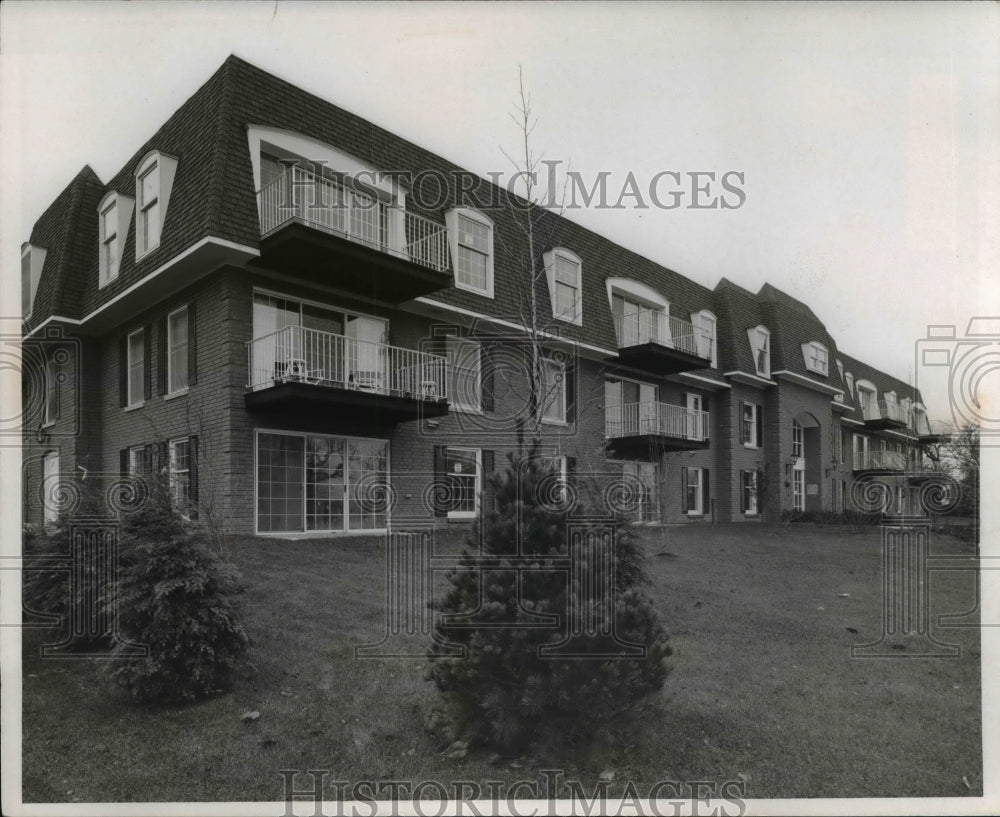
[346,315,387,391]
[686,393,703,440]
[638,382,657,433]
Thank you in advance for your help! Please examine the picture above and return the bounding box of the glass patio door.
[345,315,387,391]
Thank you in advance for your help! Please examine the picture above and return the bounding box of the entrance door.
[623,461,659,523]
[792,420,805,511]
[686,393,703,440]
[345,315,387,391]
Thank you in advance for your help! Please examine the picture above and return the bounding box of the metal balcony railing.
[877,398,909,425]
[613,311,711,359]
[247,325,448,400]
[605,401,709,442]
[854,450,909,471]
[257,167,451,273]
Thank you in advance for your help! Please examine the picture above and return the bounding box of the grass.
[22,522,981,802]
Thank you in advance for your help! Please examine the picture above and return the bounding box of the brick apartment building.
[20,56,939,535]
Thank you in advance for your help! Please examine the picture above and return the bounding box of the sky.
[2,1,998,427]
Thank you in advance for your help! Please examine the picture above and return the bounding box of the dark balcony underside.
[863,417,908,431]
[245,381,449,424]
[605,434,709,460]
[610,343,709,375]
[254,222,452,303]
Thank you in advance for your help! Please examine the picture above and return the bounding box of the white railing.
[247,325,448,400]
[257,167,451,273]
[614,312,710,359]
[877,399,909,425]
[605,401,709,442]
[855,450,909,471]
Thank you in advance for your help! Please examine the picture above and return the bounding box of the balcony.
[862,398,910,431]
[255,167,452,303]
[605,401,709,459]
[612,312,712,374]
[852,450,909,473]
[245,325,449,423]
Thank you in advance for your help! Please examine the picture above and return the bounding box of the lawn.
[21,521,981,803]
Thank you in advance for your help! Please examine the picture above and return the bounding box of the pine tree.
[428,446,671,754]
[103,478,249,703]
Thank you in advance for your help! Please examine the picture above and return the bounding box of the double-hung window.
[545,248,582,324]
[101,201,119,283]
[167,306,189,394]
[447,209,494,297]
[447,336,481,413]
[541,357,567,423]
[138,162,161,255]
[446,447,480,519]
[741,401,763,449]
[748,326,770,378]
[127,329,145,408]
[169,438,191,515]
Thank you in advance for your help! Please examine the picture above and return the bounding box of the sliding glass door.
[257,431,389,533]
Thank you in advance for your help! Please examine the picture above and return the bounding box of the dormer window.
[691,310,717,366]
[836,359,844,380]
[21,243,47,319]
[544,247,582,325]
[845,372,854,401]
[446,208,494,297]
[748,325,770,378]
[134,151,177,259]
[98,191,134,287]
[802,341,829,376]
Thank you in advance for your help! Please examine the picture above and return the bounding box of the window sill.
[164,388,189,401]
[743,443,759,450]
[447,513,477,522]
[41,421,56,430]
[124,402,145,413]
[541,418,570,427]
[135,245,160,262]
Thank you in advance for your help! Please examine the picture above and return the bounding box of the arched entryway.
[792,412,822,512]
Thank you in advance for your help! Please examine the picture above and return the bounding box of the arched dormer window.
[134,151,178,259]
[802,341,829,375]
[98,190,134,286]
[544,247,582,324]
[748,325,770,378]
[690,309,717,366]
[446,207,494,298]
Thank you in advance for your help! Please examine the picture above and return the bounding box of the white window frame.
[541,357,567,424]
[844,372,854,402]
[446,336,482,413]
[748,325,770,378]
[445,207,494,298]
[43,356,58,427]
[742,401,761,449]
[690,310,717,367]
[792,419,804,459]
[446,447,481,520]
[168,437,191,518]
[802,341,829,376]
[128,444,149,476]
[543,247,583,325]
[686,466,704,516]
[166,305,189,395]
[836,359,844,381]
[743,470,759,516]
[126,329,145,408]
[856,380,878,419]
[134,151,177,260]
[97,193,132,288]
